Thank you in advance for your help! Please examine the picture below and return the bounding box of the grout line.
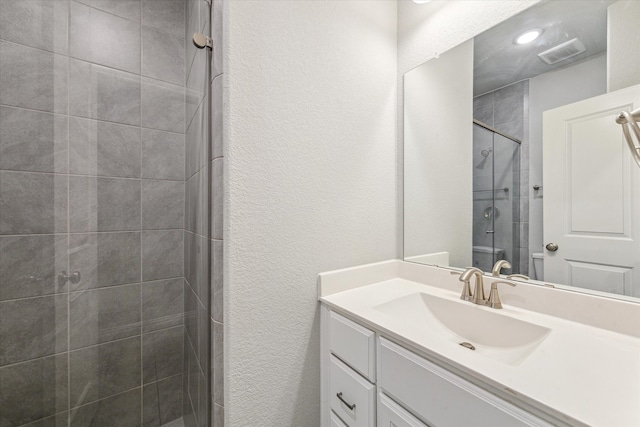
[0,169,184,183]
[0,101,185,136]
[70,386,142,411]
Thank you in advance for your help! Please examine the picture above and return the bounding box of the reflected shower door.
[0,1,192,426]
[472,124,520,273]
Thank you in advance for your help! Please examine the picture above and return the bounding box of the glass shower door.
[0,1,193,426]
[472,123,519,274]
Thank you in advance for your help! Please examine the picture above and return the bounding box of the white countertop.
[318,260,640,427]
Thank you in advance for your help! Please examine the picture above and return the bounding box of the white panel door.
[543,84,640,297]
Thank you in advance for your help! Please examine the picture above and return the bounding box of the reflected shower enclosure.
[471,122,521,274]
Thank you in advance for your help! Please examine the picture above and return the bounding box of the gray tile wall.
[0,1,186,425]
[473,80,529,275]
[182,0,223,426]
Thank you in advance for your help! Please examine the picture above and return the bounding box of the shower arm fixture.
[616,108,640,168]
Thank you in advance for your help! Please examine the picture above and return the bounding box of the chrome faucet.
[459,267,486,305]
[491,260,511,276]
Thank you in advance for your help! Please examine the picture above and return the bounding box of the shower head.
[481,149,492,158]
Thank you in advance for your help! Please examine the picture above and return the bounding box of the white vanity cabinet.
[321,307,552,427]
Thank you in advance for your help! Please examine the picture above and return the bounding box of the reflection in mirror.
[403,0,640,301]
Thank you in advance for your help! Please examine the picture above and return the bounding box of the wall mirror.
[404,0,640,302]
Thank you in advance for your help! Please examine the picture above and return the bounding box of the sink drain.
[459,342,476,351]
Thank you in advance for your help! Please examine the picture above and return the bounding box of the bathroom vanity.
[318,260,640,427]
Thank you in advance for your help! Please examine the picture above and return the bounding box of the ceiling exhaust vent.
[537,38,586,65]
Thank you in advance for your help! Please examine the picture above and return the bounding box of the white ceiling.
[473,0,614,96]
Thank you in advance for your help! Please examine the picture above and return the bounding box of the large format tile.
[68,232,141,290]
[75,0,141,21]
[0,0,69,54]
[70,2,140,74]
[184,281,198,352]
[186,43,207,126]
[142,278,183,333]
[212,0,223,78]
[142,129,185,181]
[0,107,68,173]
[212,159,223,240]
[0,235,68,301]
[197,303,209,376]
[184,232,207,303]
[211,239,223,323]
[69,118,141,178]
[212,320,223,406]
[69,177,141,232]
[142,230,184,281]
[69,59,141,126]
[0,354,68,426]
[143,326,183,383]
[142,78,185,133]
[185,95,207,176]
[0,295,67,365]
[142,0,184,37]
[142,180,184,230]
[212,75,223,159]
[142,27,185,86]
[0,171,67,235]
[197,367,207,427]
[186,336,199,420]
[143,375,183,426]
[213,403,224,427]
[185,168,208,236]
[69,284,141,349]
[71,388,141,427]
[185,0,200,83]
[0,41,67,114]
[20,412,70,427]
[70,336,141,404]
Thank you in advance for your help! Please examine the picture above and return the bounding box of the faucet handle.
[486,280,516,309]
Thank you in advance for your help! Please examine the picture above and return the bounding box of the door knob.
[545,242,559,252]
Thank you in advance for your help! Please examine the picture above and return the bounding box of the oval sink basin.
[373,292,551,365]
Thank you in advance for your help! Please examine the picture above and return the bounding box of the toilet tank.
[531,252,544,281]
[472,246,505,271]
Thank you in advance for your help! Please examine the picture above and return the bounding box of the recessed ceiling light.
[412,0,432,4]
[515,29,542,45]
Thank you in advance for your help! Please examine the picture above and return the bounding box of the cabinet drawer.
[330,355,375,427]
[379,393,429,427]
[331,411,349,427]
[379,338,551,427]
[329,311,376,381]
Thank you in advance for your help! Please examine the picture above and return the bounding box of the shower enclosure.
[472,121,522,274]
[0,0,215,426]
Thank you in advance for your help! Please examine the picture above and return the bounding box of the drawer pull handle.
[336,392,356,411]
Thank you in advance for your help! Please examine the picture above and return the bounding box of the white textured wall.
[224,1,397,426]
[608,0,640,92]
[404,40,473,266]
[397,0,538,259]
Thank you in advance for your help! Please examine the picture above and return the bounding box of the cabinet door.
[331,411,349,427]
[378,338,552,427]
[379,393,429,427]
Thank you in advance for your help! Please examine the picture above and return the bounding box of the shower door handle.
[486,230,495,234]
